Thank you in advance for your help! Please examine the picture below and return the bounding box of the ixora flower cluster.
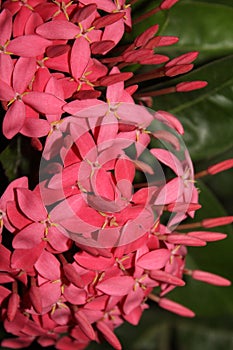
[0,0,233,349]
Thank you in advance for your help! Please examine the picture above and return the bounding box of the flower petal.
[36,20,78,40]
[97,276,134,296]
[8,35,52,57]
[3,101,25,139]
[71,37,90,81]
[13,57,37,94]
[16,188,47,221]
[23,92,64,114]
[137,249,170,270]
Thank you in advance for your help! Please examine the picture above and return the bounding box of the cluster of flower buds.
[0,0,232,349]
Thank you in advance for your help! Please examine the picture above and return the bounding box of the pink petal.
[102,19,124,45]
[45,51,70,73]
[20,118,50,137]
[123,288,144,314]
[123,306,143,326]
[25,11,43,34]
[13,57,37,94]
[150,148,182,175]
[51,307,71,326]
[63,99,105,116]
[8,35,52,57]
[3,101,25,139]
[12,6,31,37]
[0,285,11,304]
[0,9,12,44]
[137,249,170,270]
[23,91,64,114]
[0,79,14,101]
[36,20,78,40]
[75,252,114,270]
[71,37,90,81]
[45,76,64,99]
[93,12,125,29]
[91,40,115,55]
[2,337,34,349]
[73,4,97,22]
[115,157,135,183]
[16,188,47,221]
[0,52,14,85]
[96,321,122,350]
[6,201,30,231]
[74,311,95,340]
[39,282,61,309]
[63,284,86,304]
[35,250,60,280]
[155,110,184,134]
[97,276,134,296]
[12,222,44,249]
[154,177,184,205]
[117,103,153,125]
[91,168,115,201]
[11,242,45,274]
[48,226,70,252]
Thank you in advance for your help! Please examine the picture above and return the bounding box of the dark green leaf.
[198,0,233,7]
[159,1,233,63]
[175,322,233,350]
[151,55,233,161]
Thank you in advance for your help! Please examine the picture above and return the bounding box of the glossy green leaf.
[159,1,233,62]
[199,0,233,7]
[168,180,233,316]
[151,55,233,161]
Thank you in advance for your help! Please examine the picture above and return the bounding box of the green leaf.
[151,55,233,161]
[198,0,233,7]
[175,321,233,350]
[0,139,21,181]
[159,1,233,62]
[167,180,233,316]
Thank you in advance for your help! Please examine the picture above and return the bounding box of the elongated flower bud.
[7,293,20,321]
[158,297,195,317]
[187,269,231,286]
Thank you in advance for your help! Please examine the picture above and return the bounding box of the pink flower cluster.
[0,0,233,349]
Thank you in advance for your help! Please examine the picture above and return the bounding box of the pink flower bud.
[159,298,195,317]
[7,293,20,321]
[29,285,42,314]
[202,216,233,228]
[166,234,206,246]
[97,321,122,350]
[75,310,96,341]
[165,64,194,77]
[176,81,208,92]
[63,264,84,288]
[187,231,227,242]
[207,159,233,175]
[192,270,231,286]
[160,0,179,10]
